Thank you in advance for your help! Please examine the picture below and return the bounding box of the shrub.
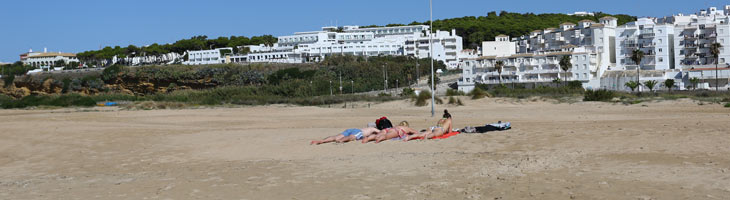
[448,96,464,106]
[1,94,96,109]
[584,89,616,102]
[446,89,465,96]
[469,87,489,99]
[3,75,14,87]
[102,65,124,82]
[414,90,432,107]
[0,94,12,106]
[61,78,72,93]
[725,103,730,108]
[567,81,583,89]
[401,88,415,97]
[49,94,96,107]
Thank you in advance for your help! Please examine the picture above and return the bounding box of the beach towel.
[410,131,461,140]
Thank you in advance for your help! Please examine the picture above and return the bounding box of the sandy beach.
[1,98,729,199]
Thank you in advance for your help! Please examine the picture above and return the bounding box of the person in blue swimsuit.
[310,126,382,145]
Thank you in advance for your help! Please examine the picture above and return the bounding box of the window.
[658,39,662,44]
[659,48,663,52]
[722,58,726,63]
[659,57,664,62]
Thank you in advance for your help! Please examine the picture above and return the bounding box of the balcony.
[523,69,561,74]
[640,43,655,48]
[684,35,699,40]
[623,43,639,48]
[639,33,655,39]
[684,43,698,48]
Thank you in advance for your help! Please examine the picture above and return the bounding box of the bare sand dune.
[1,98,729,199]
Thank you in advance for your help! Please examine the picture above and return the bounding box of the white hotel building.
[459,17,618,92]
[188,25,463,67]
[20,48,79,68]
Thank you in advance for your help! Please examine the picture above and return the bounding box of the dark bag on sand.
[375,117,393,130]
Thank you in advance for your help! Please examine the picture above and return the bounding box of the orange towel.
[412,132,461,140]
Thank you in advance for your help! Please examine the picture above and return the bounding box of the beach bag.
[375,117,393,130]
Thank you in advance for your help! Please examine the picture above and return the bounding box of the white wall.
[482,41,516,57]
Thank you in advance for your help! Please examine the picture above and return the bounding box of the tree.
[664,79,676,93]
[644,80,658,93]
[689,77,700,91]
[710,42,722,91]
[630,49,644,92]
[625,81,640,92]
[495,60,504,85]
[54,60,66,68]
[559,56,572,86]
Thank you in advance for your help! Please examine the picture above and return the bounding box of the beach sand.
[1,98,729,199]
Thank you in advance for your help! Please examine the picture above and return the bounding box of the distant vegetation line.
[76,11,636,62]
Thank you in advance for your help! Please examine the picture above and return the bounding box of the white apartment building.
[482,35,515,57]
[184,47,233,65]
[671,5,730,89]
[20,48,79,68]
[673,6,730,69]
[615,17,676,71]
[232,25,463,67]
[459,17,618,92]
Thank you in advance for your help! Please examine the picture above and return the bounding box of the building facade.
[459,17,618,92]
[673,7,730,70]
[20,48,79,68]
[201,25,463,67]
[616,17,676,71]
[184,47,233,65]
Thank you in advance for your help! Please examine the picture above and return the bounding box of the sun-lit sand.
[1,98,729,199]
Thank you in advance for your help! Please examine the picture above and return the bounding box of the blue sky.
[0,0,727,62]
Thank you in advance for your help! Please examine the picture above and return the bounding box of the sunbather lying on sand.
[311,126,382,145]
[405,110,453,141]
[370,121,419,143]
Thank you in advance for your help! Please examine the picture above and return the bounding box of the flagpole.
[429,0,435,117]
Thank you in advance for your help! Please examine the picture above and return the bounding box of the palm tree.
[495,60,504,86]
[710,42,723,91]
[644,80,658,93]
[689,77,700,91]
[559,56,572,86]
[631,49,645,92]
[625,81,640,92]
[664,79,676,93]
